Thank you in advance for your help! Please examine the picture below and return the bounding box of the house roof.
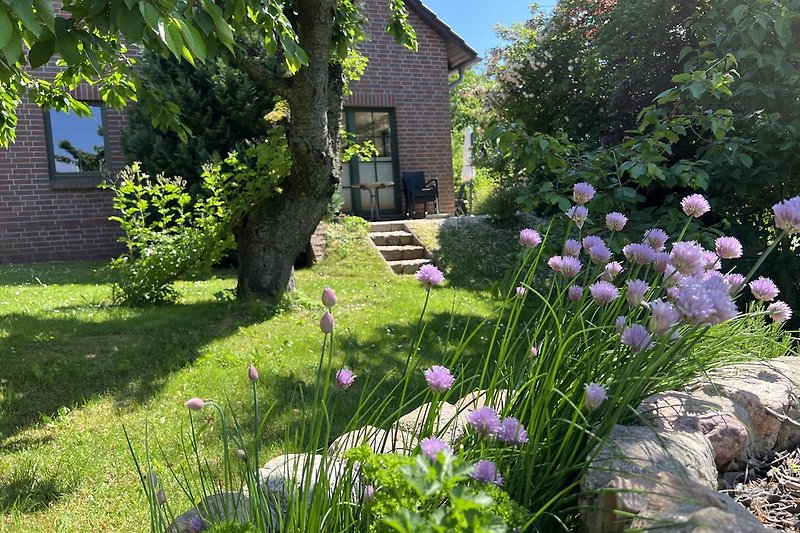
[404,0,480,72]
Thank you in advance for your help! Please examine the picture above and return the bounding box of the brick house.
[0,1,477,263]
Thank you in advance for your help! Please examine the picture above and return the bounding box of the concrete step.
[387,258,431,275]
[369,221,407,233]
[376,245,426,261]
[370,231,414,246]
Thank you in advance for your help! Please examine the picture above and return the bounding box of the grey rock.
[454,389,510,414]
[393,400,467,444]
[328,425,417,456]
[168,492,250,532]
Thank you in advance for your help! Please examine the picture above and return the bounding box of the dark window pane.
[372,112,390,137]
[354,111,374,142]
[49,105,105,174]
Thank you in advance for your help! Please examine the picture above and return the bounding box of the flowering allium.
[582,235,604,252]
[248,365,259,382]
[567,285,583,303]
[420,436,452,459]
[564,239,582,257]
[363,485,375,502]
[653,252,671,274]
[621,324,654,353]
[649,300,679,335]
[498,417,529,445]
[749,276,780,302]
[423,365,454,393]
[773,196,800,234]
[767,301,792,323]
[548,255,564,273]
[515,286,526,298]
[588,244,613,265]
[566,205,589,229]
[602,261,624,281]
[615,316,627,334]
[623,243,656,265]
[589,281,620,306]
[681,194,711,218]
[662,265,682,288]
[185,397,205,411]
[702,251,721,271]
[335,368,356,389]
[644,229,669,252]
[626,279,649,307]
[321,287,337,309]
[519,228,542,248]
[415,264,445,290]
[573,182,596,204]
[666,287,679,301]
[235,448,247,460]
[560,256,582,279]
[723,273,746,294]
[471,460,503,486]
[606,212,628,232]
[715,237,743,260]
[467,407,502,438]
[669,241,705,275]
[584,383,607,411]
[675,275,738,326]
[320,312,335,334]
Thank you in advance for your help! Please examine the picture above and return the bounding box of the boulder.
[168,492,250,532]
[328,425,417,456]
[454,389,511,414]
[392,400,467,444]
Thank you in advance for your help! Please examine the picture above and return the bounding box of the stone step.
[370,231,414,247]
[376,245,426,261]
[387,258,431,275]
[369,221,407,233]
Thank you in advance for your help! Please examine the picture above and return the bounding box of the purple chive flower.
[702,251,721,271]
[584,383,607,411]
[498,417,529,445]
[567,285,583,303]
[363,484,375,502]
[675,275,738,325]
[723,273,746,293]
[749,276,780,302]
[248,365,259,382]
[623,243,656,265]
[321,287,337,309]
[573,182,596,205]
[515,286,527,298]
[548,255,564,273]
[589,281,620,306]
[320,312,335,334]
[423,365,454,393]
[669,241,705,275]
[185,397,205,411]
[772,196,800,234]
[588,244,613,265]
[415,264,445,290]
[653,252,671,274]
[615,315,627,334]
[520,228,542,248]
[606,212,628,232]
[560,256,582,279]
[644,229,669,252]
[681,194,711,218]
[335,368,356,389]
[601,261,624,281]
[467,407,502,438]
[566,205,589,229]
[420,436,452,459]
[715,237,743,260]
[648,300,679,335]
[666,287,679,301]
[582,235,604,252]
[626,279,649,307]
[471,460,503,486]
[621,324,654,353]
[767,301,792,323]
[564,239,582,257]
[235,449,247,460]
[530,344,540,357]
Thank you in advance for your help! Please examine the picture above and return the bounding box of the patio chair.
[402,171,439,217]
[455,183,467,216]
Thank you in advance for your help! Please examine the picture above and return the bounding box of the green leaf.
[28,35,54,68]
[749,23,766,46]
[32,0,55,33]
[55,29,81,65]
[775,16,792,48]
[731,4,747,24]
[688,82,706,99]
[9,2,41,37]
[2,26,21,64]
[738,153,753,168]
[117,4,145,43]
[0,9,12,50]
[139,2,160,29]
[176,18,206,62]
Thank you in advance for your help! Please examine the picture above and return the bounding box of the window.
[45,103,108,178]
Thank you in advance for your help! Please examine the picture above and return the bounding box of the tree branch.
[233,55,293,99]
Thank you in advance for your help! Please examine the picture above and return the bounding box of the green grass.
[0,222,494,532]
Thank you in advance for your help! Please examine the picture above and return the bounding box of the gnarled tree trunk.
[233,0,344,301]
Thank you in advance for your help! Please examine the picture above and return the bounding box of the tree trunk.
[234,0,343,301]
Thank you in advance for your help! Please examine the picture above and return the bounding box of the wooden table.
[345,181,394,220]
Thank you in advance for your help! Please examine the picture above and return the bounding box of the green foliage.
[206,523,261,533]
[123,52,277,188]
[106,130,288,305]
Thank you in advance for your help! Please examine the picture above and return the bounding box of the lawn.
[0,221,495,532]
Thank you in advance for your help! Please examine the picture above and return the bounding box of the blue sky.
[422,1,557,57]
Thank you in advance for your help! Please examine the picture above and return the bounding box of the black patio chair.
[402,171,439,217]
[455,183,467,216]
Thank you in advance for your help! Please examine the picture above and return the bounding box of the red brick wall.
[346,1,456,215]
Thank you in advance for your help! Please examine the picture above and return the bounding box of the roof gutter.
[449,65,467,89]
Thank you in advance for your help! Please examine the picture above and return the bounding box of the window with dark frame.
[45,103,108,178]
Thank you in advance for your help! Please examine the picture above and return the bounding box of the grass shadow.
[0,462,77,513]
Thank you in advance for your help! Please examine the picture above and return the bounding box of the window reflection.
[48,104,106,174]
